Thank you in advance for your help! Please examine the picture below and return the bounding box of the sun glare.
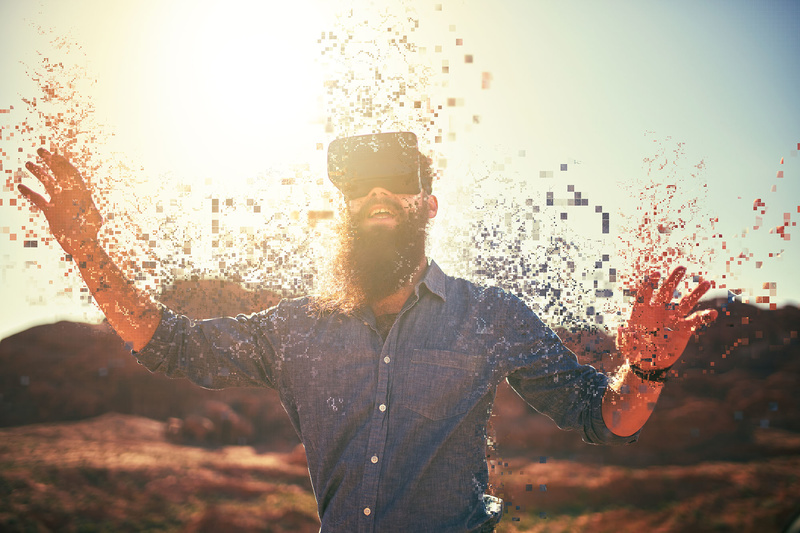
[1,0,797,342]
[100,2,329,188]
[81,2,338,291]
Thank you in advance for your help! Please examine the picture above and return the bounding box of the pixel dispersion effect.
[1,3,799,532]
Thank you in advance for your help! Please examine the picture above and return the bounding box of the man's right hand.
[19,148,103,257]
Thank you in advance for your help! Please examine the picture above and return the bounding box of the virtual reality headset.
[327,132,421,201]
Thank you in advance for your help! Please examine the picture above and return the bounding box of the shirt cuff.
[132,306,182,374]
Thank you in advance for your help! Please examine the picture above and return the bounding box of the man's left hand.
[618,266,718,370]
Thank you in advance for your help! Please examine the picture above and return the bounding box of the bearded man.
[20,132,717,532]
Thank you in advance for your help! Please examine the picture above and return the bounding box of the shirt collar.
[416,259,447,302]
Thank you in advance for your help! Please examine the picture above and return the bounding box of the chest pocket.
[400,349,483,421]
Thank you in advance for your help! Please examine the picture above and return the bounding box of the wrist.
[629,363,671,384]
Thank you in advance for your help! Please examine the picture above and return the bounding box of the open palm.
[18,148,103,257]
[618,267,718,370]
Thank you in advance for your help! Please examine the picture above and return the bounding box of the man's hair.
[419,152,434,195]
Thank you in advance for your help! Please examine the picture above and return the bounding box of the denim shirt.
[136,261,637,532]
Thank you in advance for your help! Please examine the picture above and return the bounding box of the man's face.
[314,185,439,313]
[347,186,438,232]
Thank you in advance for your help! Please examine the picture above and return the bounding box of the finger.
[25,161,58,196]
[653,266,685,306]
[677,279,711,315]
[18,184,50,212]
[683,308,718,331]
[38,148,81,187]
[635,271,661,307]
[36,147,55,168]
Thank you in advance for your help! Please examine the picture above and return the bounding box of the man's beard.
[316,197,430,314]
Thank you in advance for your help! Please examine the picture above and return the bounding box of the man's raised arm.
[19,148,161,351]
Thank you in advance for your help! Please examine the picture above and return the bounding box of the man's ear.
[427,194,438,219]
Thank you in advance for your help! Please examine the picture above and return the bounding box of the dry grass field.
[0,414,319,532]
[1,414,799,532]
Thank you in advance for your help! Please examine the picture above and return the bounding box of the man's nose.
[365,187,393,198]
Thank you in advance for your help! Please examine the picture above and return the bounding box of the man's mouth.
[367,206,396,219]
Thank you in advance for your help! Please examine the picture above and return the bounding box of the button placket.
[358,299,420,532]
[358,343,396,531]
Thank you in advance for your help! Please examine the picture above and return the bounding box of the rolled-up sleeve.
[134,306,280,390]
[498,294,639,445]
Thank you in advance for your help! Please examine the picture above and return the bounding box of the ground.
[2,413,798,532]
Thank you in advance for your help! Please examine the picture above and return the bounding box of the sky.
[1,0,798,341]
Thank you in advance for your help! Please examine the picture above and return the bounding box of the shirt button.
[379,403,387,412]
[371,455,379,464]
[383,356,390,364]
[363,507,371,516]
